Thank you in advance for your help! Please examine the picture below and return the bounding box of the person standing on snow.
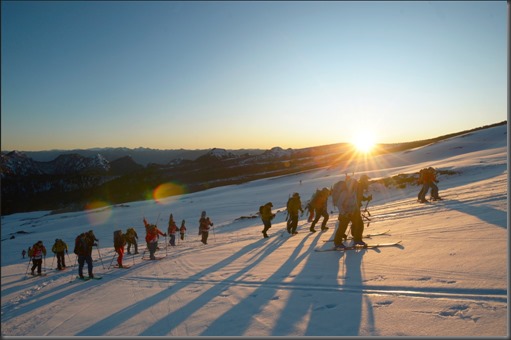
[287,193,303,235]
[29,240,47,275]
[260,202,275,238]
[199,211,214,244]
[310,187,331,233]
[334,177,366,249]
[74,231,97,279]
[51,238,68,270]
[167,214,178,246]
[114,230,127,268]
[428,167,442,200]
[179,220,187,241]
[22,249,26,259]
[144,219,166,260]
[125,227,139,255]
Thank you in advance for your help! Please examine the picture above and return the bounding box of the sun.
[351,130,377,153]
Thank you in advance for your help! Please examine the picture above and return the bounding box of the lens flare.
[85,200,112,226]
[153,182,186,204]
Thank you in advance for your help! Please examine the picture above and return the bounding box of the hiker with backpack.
[259,202,276,238]
[167,214,178,246]
[179,220,187,241]
[286,193,303,235]
[332,175,372,249]
[309,187,331,233]
[51,238,68,270]
[29,240,47,275]
[113,230,127,267]
[199,211,214,244]
[74,231,98,279]
[144,219,166,260]
[428,167,441,200]
[125,227,139,255]
[305,189,320,222]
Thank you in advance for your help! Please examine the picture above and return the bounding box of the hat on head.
[267,202,273,207]
[293,192,299,197]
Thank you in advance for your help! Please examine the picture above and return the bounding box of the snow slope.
[1,124,507,337]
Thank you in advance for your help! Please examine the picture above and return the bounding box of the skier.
[113,230,127,268]
[179,219,187,241]
[29,241,47,275]
[305,189,320,222]
[286,193,303,235]
[125,227,139,255]
[428,167,442,200]
[167,214,178,246]
[332,175,372,249]
[310,187,331,233]
[22,249,26,259]
[51,238,68,270]
[199,211,214,244]
[259,202,275,238]
[145,221,166,260]
[74,231,97,279]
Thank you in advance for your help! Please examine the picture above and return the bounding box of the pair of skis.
[322,229,391,242]
[317,229,401,252]
[315,240,402,252]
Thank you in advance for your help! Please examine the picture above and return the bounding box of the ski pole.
[66,252,72,267]
[43,256,46,273]
[95,244,105,269]
[165,234,168,256]
[108,252,117,269]
[25,257,32,275]
[51,253,55,269]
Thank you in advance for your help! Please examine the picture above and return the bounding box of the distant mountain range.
[12,147,268,166]
[1,121,506,215]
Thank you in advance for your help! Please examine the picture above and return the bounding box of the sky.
[1,1,507,152]
[1,124,507,336]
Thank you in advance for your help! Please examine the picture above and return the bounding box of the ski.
[142,257,164,261]
[25,273,48,278]
[74,276,102,281]
[315,240,402,252]
[113,265,131,268]
[323,229,391,242]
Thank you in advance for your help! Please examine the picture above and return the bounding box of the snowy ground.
[1,124,508,337]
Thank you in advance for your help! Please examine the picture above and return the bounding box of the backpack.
[114,230,124,248]
[259,205,264,215]
[73,234,86,255]
[336,179,359,214]
[145,225,157,243]
[331,180,346,208]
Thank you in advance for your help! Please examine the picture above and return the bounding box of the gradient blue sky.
[1,1,507,151]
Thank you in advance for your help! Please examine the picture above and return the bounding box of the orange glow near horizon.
[153,182,186,204]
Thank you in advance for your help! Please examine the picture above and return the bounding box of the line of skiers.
[22,167,441,275]
[259,174,372,249]
[259,167,441,249]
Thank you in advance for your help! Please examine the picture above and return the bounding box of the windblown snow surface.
[1,125,508,337]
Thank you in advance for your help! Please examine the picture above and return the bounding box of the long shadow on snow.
[76,234,286,336]
[200,230,319,336]
[443,198,507,229]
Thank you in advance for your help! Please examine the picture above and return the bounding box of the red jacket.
[145,225,165,243]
